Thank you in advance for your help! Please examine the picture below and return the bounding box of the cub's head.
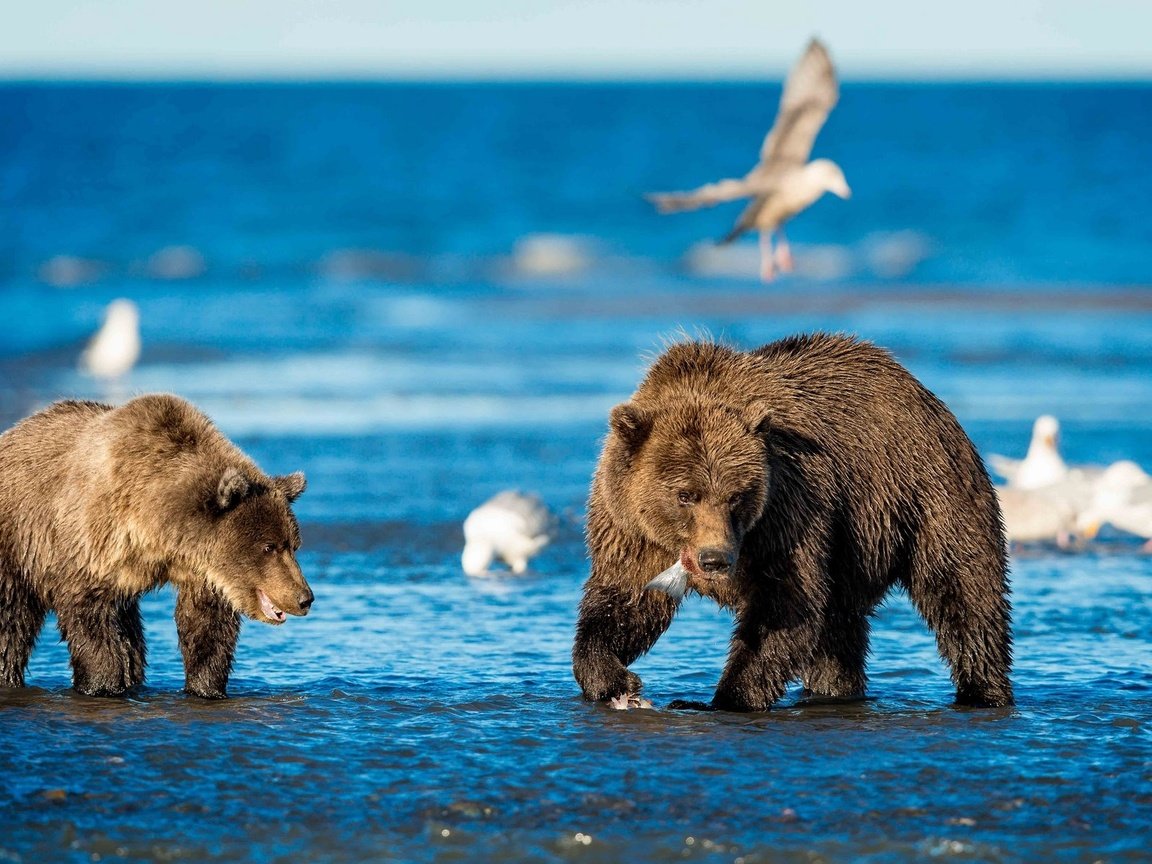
[202,468,313,625]
[602,397,771,585]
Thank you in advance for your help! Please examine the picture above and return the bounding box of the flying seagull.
[648,38,850,282]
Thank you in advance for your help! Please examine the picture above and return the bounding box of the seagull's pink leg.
[759,231,776,282]
[1142,538,1152,554]
[775,230,794,273]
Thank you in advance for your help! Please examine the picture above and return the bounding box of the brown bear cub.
[0,394,313,698]
[574,334,1013,711]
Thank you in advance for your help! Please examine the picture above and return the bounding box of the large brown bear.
[0,394,313,698]
[573,334,1013,711]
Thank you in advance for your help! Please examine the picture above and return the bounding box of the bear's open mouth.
[257,589,287,624]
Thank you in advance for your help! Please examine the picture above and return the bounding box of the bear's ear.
[610,403,652,452]
[216,467,251,511]
[747,403,773,440]
[273,471,307,503]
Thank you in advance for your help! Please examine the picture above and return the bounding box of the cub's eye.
[677,490,699,505]
[262,543,277,555]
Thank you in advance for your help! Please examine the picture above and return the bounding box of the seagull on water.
[988,415,1069,490]
[462,491,555,576]
[79,299,141,380]
[647,38,850,282]
[1076,461,1152,550]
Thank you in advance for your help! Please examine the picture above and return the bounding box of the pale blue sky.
[2,0,1149,79]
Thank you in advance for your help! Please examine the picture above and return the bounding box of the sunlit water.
[2,83,1151,862]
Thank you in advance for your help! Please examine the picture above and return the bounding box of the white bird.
[647,38,850,282]
[988,415,1068,490]
[1076,461,1152,549]
[79,299,140,380]
[996,482,1084,546]
[461,491,554,576]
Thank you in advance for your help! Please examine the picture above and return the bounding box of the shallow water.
[2,83,1152,862]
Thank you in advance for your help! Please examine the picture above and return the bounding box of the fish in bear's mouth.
[644,548,727,599]
[258,589,287,623]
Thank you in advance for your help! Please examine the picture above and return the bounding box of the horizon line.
[2,67,1151,85]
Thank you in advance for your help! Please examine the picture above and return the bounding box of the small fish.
[644,561,690,600]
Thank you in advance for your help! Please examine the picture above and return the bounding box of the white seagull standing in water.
[79,298,141,381]
[1076,461,1152,550]
[461,491,555,576]
[647,38,850,282]
[988,415,1069,490]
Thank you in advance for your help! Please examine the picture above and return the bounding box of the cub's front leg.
[176,583,241,699]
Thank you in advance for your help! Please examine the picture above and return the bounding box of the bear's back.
[0,400,111,492]
[636,334,927,428]
[98,394,233,477]
[633,334,997,546]
[0,394,260,591]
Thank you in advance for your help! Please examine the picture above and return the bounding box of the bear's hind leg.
[118,600,146,690]
[0,569,47,688]
[176,583,240,699]
[57,596,146,697]
[712,612,823,711]
[801,609,870,701]
[906,550,1014,708]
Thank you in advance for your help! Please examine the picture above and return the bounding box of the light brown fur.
[0,394,312,698]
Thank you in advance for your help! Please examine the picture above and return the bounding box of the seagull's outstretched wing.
[646,177,757,214]
[756,38,839,171]
[719,196,767,245]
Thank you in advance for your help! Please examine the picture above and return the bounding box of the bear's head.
[202,468,313,625]
[603,396,771,587]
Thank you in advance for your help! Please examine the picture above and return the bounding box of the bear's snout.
[697,547,733,573]
[297,587,314,613]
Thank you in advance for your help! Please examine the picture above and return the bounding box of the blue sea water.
[1,82,1151,862]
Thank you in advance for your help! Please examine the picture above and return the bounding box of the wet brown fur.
[573,334,1013,711]
[0,394,311,698]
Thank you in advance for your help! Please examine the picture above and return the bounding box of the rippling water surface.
[2,83,1151,862]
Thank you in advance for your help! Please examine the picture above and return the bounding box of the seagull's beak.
[1078,518,1101,540]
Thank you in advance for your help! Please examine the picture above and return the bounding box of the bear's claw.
[608,693,654,710]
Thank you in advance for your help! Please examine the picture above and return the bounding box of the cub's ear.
[610,403,652,452]
[273,471,307,503]
[216,467,251,511]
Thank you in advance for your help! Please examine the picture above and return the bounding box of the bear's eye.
[677,490,699,505]
[262,543,277,555]
[728,493,744,510]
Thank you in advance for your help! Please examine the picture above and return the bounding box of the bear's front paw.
[74,682,132,698]
[667,699,714,711]
[185,683,229,700]
[574,653,644,703]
